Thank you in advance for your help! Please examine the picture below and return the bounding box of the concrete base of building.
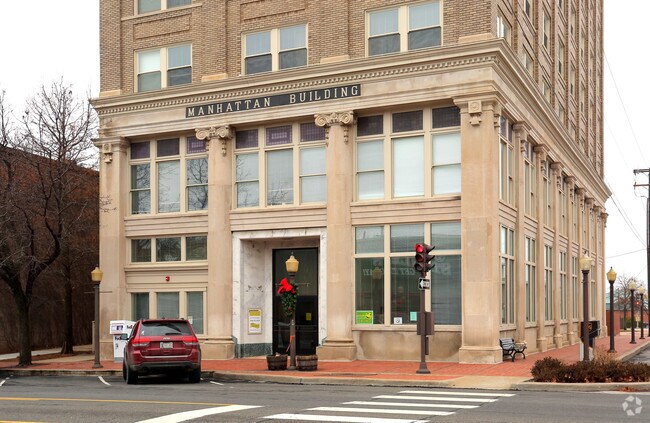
[568,331,577,344]
[317,340,357,361]
[458,346,502,364]
[537,336,549,352]
[202,338,235,360]
[553,334,564,348]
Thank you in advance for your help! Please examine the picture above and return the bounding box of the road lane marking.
[0,378,8,387]
[309,406,453,416]
[0,397,230,406]
[375,395,496,403]
[264,414,427,423]
[344,400,479,409]
[399,390,515,397]
[209,381,223,386]
[98,376,110,386]
[134,404,261,423]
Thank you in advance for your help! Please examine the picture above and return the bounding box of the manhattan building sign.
[186,84,360,118]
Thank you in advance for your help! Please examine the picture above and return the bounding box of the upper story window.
[129,136,207,215]
[524,0,533,17]
[542,8,551,49]
[498,116,514,205]
[234,122,326,207]
[355,106,460,201]
[496,11,512,45]
[138,0,191,14]
[522,49,534,77]
[367,1,441,56]
[244,25,307,75]
[137,44,191,92]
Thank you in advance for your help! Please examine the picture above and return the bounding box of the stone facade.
[93,0,607,363]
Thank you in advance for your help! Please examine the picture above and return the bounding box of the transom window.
[137,44,192,92]
[234,122,326,207]
[356,107,461,201]
[129,136,207,215]
[131,291,205,334]
[354,221,461,326]
[138,0,191,14]
[244,25,307,75]
[367,1,441,56]
[130,235,207,263]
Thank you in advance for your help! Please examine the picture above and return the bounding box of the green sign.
[356,310,374,324]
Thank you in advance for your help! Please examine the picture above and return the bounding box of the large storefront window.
[354,221,461,326]
[234,123,326,208]
[132,291,205,334]
[129,136,207,215]
[500,225,515,325]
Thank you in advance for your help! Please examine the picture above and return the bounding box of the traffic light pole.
[416,285,430,374]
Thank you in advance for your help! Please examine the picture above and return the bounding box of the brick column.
[94,137,129,360]
[196,125,235,359]
[314,111,357,361]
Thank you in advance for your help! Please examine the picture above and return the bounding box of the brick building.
[93,0,608,363]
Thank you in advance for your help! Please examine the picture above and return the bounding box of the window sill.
[122,3,202,21]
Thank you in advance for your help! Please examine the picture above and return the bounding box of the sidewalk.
[1,334,649,391]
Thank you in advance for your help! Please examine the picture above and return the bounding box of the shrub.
[531,356,650,383]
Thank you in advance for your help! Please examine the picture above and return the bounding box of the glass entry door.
[272,248,318,355]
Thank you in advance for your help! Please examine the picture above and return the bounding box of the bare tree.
[614,274,642,330]
[0,82,98,365]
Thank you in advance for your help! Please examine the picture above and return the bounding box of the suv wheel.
[189,368,201,383]
[125,363,138,385]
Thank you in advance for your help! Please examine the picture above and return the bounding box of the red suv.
[123,319,201,384]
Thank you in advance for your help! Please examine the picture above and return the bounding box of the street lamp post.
[607,267,617,353]
[285,254,299,370]
[90,266,103,369]
[579,255,593,361]
[639,286,646,340]
[629,280,637,344]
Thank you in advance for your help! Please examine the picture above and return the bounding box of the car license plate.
[160,342,173,349]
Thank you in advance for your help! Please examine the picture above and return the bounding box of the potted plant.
[296,354,318,371]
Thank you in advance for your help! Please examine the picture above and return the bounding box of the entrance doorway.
[272,248,318,355]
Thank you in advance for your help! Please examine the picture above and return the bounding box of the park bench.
[500,338,527,362]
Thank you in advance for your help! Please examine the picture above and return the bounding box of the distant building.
[93,0,608,363]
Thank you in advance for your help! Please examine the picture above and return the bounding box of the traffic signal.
[414,243,435,277]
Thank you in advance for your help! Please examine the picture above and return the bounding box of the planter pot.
[296,354,318,371]
[266,354,288,371]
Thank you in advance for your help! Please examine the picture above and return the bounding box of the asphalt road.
[1,373,650,422]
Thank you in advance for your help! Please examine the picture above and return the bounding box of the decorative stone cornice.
[195,125,235,156]
[315,111,356,144]
[95,54,500,116]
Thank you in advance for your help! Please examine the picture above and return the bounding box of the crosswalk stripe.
[308,406,453,416]
[263,414,428,423]
[399,390,515,397]
[343,400,479,409]
[375,395,496,403]
[134,405,261,423]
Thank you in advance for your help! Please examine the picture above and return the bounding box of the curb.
[515,381,650,392]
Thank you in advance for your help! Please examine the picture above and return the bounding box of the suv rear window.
[140,321,192,336]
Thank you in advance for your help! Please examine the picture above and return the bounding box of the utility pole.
[633,168,650,328]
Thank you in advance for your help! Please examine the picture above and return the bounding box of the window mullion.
[271,28,279,71]
[399,6,408,52]
[160,47,168,88]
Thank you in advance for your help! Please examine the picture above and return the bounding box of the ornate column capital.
[551,162,563,188]
[93,137,129,164]
[584,197,594,210]
[601,211,609,227]
[564,176,576,200]
[575,187,586,207]
[314,111,356,144]
[195,125,235,156]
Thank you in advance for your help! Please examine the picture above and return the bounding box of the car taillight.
[182,335,199,346]
[133,337,150,348]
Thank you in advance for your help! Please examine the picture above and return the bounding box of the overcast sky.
[0,1,647,286]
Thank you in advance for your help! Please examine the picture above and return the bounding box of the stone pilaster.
[513,123,530,344]
[575,186,586,333]
[550,161,563,348]
[314,111,357,361]
[94,136,129,360]
[196,125,235,359]
[534,144,548,352]
[456,97,503,363]
[564,176,577,343]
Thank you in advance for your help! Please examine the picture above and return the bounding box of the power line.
[605,178,646,244]
[606,248,646,259]
[604,53,648,164]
